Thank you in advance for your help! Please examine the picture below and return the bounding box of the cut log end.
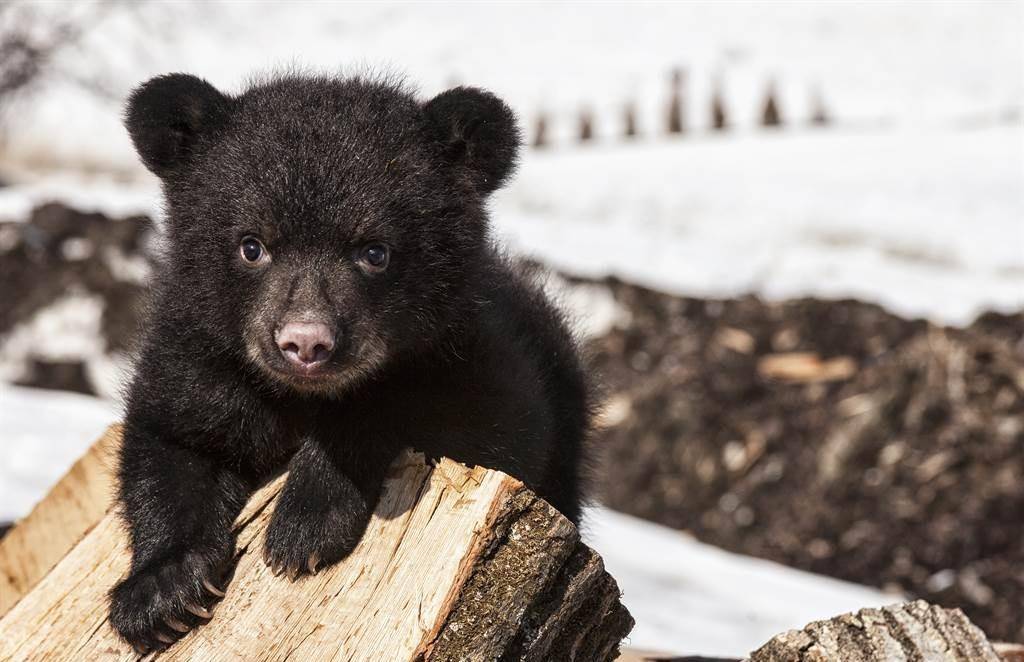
[424,489,633,660]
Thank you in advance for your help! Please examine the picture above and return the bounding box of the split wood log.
[0,427,633,661]
[619,602,1017,662]
[746,600,1001,661]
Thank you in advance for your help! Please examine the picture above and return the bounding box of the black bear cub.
[107,72,592,651]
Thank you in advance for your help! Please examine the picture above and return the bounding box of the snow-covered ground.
[0,386,120,520]
[497,123,1024,326]
[0,384,894,657]
[587,508,895,656]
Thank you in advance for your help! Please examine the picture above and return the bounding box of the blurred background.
[0,1,1021,656]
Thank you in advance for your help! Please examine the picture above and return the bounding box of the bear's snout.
[275,321,336,369]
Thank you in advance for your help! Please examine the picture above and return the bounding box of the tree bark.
[0,428,633,661]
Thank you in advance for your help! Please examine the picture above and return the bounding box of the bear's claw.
[164,617,190,634]
[184,602,213,619]
[202,579,225,598]
[109,546,229,652]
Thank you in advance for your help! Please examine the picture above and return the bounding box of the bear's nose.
[275,322,335,367]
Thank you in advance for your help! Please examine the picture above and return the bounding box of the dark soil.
[13,358,94,395]
[587,276,1024,642]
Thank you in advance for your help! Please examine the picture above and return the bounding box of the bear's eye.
[358,243,390,273]
[239,236,269,265]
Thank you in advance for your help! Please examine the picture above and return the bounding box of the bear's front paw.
[108,548,229,653]
[263,490,370,581]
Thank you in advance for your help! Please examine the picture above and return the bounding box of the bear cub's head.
[127,73,520,394]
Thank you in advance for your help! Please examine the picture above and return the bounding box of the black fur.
[108,72,592,651]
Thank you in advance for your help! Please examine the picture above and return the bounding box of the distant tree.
[666,67,686,134]
[710,81,728,131]
[623,101,637,139]
[532,111,549,148]
[761,80,782,127]
[578,106,594,143]
[809,86,830,126]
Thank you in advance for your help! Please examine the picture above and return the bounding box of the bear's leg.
[539,441,585,526]
[263,437,394,579]
[109,429,250,652]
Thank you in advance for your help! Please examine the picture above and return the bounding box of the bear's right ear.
[422,87,521,197]
[124,74,232,179]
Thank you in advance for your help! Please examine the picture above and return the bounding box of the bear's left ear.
[423,87,521,196]
[124,73,233,179]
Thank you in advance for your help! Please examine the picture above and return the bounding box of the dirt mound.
[0,202,149,393]
[589,277,1024,642]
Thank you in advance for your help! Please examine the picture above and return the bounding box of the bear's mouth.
[272,362,335,379]
[245,329,386,395]
[265,350,342,380]
[249,340,346,390]
[263,360,355,396]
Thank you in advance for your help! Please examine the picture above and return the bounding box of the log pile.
[1,426,1016,661]
[0,426,632,661]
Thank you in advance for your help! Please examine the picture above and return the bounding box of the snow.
[0,294,133,402]
[494,124,1024,326]
[0,383,894,657]
[541,272,632,338]
[0,295,106,380]
[583,507,896,656]
[0,385,120,522]
[0,174,159,222]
